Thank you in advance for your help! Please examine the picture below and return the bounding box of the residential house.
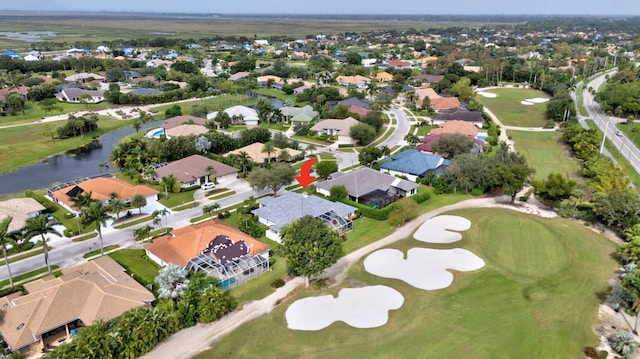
[387,59,412,68]
[64,73,105,83]
[149,154,238,188]
[163,115,208,129]
[379,149,450,181]
[417,133,484,154]
[336,75,371,88]
[165,124,208,138]
[0,86,29,106]
[256,75,283,87]
[310,117,360,143]
[315,167,418,208]
[374,71,393,82]
[49,177,159,214]
[146,220,270,289]
[280,105,318,125]
[432,108,485,127]
[226,142,302,163]
[252,192,357,243]
[291,51,309,60]
[430,120,479,137]
[56,88,105,103]
[146,59,173,69]
[430,97,461,111]
[0,198,46,233]
[0,256,154,356]
[361,58,377,67]
[337,97,371,111]
[228,72,250,81]
[207,105,259,127]
[129,88,163,96]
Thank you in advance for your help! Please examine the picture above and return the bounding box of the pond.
[0,120,162,196]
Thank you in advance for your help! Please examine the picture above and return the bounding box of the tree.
[329,185,348,201]
[452,77,474,103]
[306,143,317,156]
[432,133,474,158]
[25,214,61,275]
[153,208,170,232]
[442,153,490,194]
[489,163,533,204]
[349,123,377,146]
[610,331,638,357]
[281,215,342,285]
[277,149,291,162]
[165,104,182,119]
[108,197,126,221]
[132,119,142,133]
[155,264,190,300]
[358,146,383,167]
[0,217,17,288]
[133,225,153,242]
[246,163,296,196]
[404,134,420,147]
[361,111,384,131]
[261,142,276,163]
[533,173,577,205]
[389,197,419,226]
[82,201,113,256]
[79,94,93,109]
[593,189,640,231]
[40,98,60,114]
[315,161,338,180]
[237,151,251,176]
[162,174,179,197]
[5,92,24,115]
[196,136,212,154]
[131,194,148,214]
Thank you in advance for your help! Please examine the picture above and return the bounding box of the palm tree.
[306,143,317,156]
[82,201,113,256]
[108,197,127,221]
[25,214,61,275]
[380,145,391,157]
[153,209,170,233]
[277,149,291,162]
[133,225,153,242]
[155,264,190,301]
[161,175,177,198]
[0,217,17,288]
[238,151,251,176]
[70,191,94,211]
[130,194,147,215]
[262,142,276,163]
[205,165,215,184]
[610,331,638,356]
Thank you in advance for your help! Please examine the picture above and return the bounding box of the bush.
[410,190,431,204]
[338,198,394,220]
[270,279,285,288]
[470,188,484,197]
[583,346,597,358]
[337,143,355,148]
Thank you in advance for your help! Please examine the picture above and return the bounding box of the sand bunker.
[525,97,549,104]
[521,101,535,105]
[285,285,404,330]
[413,215,471,243]
[364,248,485,291]
[478,91,497,98]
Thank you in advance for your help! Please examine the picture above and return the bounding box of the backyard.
[477,88,550,127]
[108,249,161,289]
[508,130,581,179]
[196,209,617,359]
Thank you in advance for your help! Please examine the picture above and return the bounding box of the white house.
[56,88,104,103]
[310,117,360,143]
[207,105,259,127]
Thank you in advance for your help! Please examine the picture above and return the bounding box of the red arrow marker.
[295,158,318,188]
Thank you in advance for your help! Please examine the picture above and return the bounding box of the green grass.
[108,249,161,287]
[150,95,254,115]
[508,130,581,179]
[174,202,200,211]
[616,121,640,149]
[83,245,119,258]
[112,215,152,229]
[0,100,105,126]
[0,115,132,175]
[317,153,336,161]
[157,190,196,208]
[0,265,61,288]
[197,209,617,359]
[477,88,551,127]
[227,256,288,305]
[208,190,236,200]
[72,232,98,242]
[253,88,298,103]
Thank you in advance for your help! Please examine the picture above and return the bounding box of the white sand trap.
[364,248,485,291]
[285,285,404,330]
[521,100,535,105]
[525,97,550,104]
[478,91,497,98]
[413,215,471,243]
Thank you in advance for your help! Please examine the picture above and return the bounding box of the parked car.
[201,182,215,191]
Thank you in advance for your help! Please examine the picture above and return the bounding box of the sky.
[3,0,640,15]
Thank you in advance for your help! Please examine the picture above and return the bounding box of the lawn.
[108,249,161,288]
[0,115,131,174]
[0,100,105,126]
[616,121,640,149]
[477,88,551,127]
[196,209,617,359]
[508,130,581,179]
[151,95,254,115]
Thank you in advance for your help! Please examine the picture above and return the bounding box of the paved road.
[578,70,640,174]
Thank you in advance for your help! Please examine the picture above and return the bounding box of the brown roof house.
[310,117,360,144]
[150,154,239,188]
[49,177,159,214]
[146,220,271,289]
[163,115,208,129]
[0,256,154,356]
[0,198,46,233]
[227,143,302,163]
[430,120,479,137]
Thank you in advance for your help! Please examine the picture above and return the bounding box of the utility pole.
[600,120,610,154]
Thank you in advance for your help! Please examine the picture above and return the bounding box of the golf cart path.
[142,196,555,359]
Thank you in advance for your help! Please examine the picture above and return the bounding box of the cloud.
[364,248,485,290]
[285,285,404,330]
[413,215,471,243]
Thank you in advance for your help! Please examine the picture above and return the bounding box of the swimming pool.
[144,127,170,139]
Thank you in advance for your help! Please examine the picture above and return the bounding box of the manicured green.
[0,101,104,126]
[150,95,254,114]
[0,116,131,175]
[83,245,119,258]
[196,209,617,359]
[508,130,581,179]
[254,88,298,103]
[108,249,161,287]
[477,88,551,127]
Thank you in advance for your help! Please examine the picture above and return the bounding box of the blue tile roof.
[379,149,449,176]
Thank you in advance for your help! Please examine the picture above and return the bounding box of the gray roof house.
[379,149,450,182]
[280,105,318,124]
[56,88,104,103]
[315,167,418,208]
[252,192,357,243]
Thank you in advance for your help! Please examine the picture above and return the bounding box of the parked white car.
[201,182,215,191]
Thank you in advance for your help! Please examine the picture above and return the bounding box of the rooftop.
[315,167,417,198]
